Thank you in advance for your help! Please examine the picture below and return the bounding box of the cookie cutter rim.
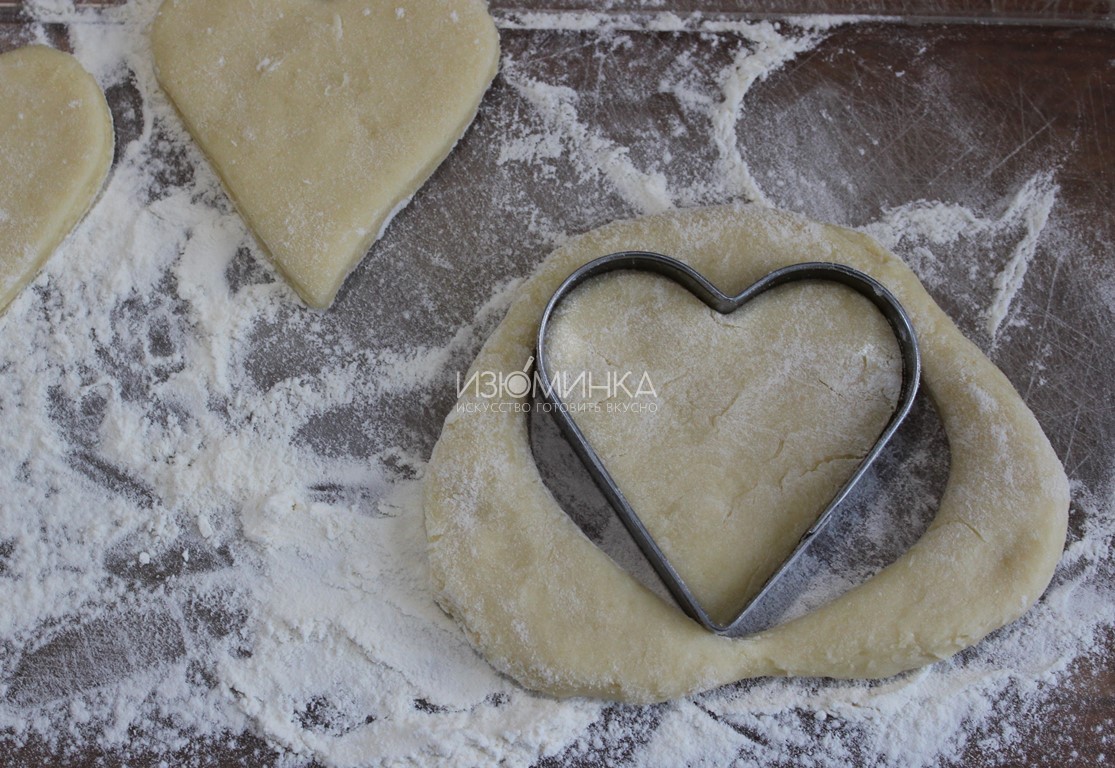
[534,251,922,635]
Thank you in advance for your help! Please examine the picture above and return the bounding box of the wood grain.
[0,5,1110,767]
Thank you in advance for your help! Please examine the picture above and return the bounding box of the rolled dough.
[152,0,500,308]
[545,270,903,626]
[423,205,1070,703]
[0,46,114,316]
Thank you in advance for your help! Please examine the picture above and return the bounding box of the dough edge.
[150,0,501,309]
[423,204,1070,703]
[0,45,114,316]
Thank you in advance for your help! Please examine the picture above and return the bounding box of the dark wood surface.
[0,3,1112,767]
[492,0,1115,24]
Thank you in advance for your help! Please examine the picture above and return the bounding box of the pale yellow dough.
[152,0,500,308]
[423,205,1070,703]
[546,272,903,625]
[0,46,114,316]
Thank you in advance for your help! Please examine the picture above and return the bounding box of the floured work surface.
[0,2,1112,767]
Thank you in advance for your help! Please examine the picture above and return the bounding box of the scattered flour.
[0,3,1110,768]
[864,171,1060,339]
[502,72,675,215]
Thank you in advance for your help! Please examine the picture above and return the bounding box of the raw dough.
[424,205,1070,703]
[152,0,500,308]
[545,271,903,625]
[0,46,114,316]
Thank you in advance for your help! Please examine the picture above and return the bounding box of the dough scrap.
[423,205,1070,703]
[0,46,114,316]
[152,0,500,308]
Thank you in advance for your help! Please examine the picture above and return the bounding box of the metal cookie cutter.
[534,251,922,635]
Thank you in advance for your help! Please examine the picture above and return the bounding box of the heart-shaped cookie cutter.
[535,251,922,634]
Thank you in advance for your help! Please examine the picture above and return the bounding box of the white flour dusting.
[1,2,1111,767]
[501,72,676,215]
[864,171,1060,340]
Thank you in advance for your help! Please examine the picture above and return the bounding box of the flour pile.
[0,3,1111,767]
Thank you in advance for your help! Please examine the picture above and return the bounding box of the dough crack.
[425,205,1069,702]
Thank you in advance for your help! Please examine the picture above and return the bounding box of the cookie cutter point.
[534,251,922,635]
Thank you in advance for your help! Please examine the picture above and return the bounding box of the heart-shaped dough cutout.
[544,269,904,627]
[0,46,114,316]
[152,0,500,308]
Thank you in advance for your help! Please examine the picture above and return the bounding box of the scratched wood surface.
[2,1,1113,23]
[0,3,1112,767]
